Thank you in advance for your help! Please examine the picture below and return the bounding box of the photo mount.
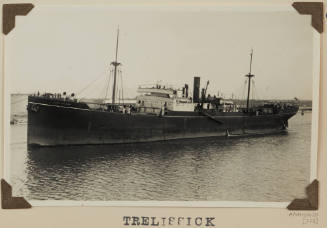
[0,2,323,210]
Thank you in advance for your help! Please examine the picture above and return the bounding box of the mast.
[201,80,210,108]
[111,28,121,104]
[245,49,254,112]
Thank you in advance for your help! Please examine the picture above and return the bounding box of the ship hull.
[27,97,297,146]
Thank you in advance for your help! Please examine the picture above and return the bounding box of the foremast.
[111,28,121,104]
[245,49,254,112]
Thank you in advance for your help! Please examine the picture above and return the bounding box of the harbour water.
[9,94,312,202]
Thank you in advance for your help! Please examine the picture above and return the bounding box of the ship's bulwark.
[27,98,297,147]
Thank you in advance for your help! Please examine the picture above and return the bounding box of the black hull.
[27,97,298,146]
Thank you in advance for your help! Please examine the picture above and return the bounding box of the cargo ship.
[27,30,299,146]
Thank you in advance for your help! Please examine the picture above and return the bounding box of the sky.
[5,6,314,100]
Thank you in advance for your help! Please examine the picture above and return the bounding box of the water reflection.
[24,129,309,202]
[26,137,233,200]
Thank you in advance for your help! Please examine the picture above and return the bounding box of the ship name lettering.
[123,216,215,226]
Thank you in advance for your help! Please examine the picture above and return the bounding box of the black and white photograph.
[3,4,320,206]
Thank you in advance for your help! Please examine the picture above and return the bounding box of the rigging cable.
[252,80,259,102]
[120,68,124,104]
[98,78,110,100]
[114,67,120,103]
[104,69,113,100]
[78,69,111,100]
[242,79,247,107]
[76,69,108,98]
[251,79,255,108]
[118,89,121,104]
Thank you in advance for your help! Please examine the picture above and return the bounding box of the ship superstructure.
[136,84,194,114]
